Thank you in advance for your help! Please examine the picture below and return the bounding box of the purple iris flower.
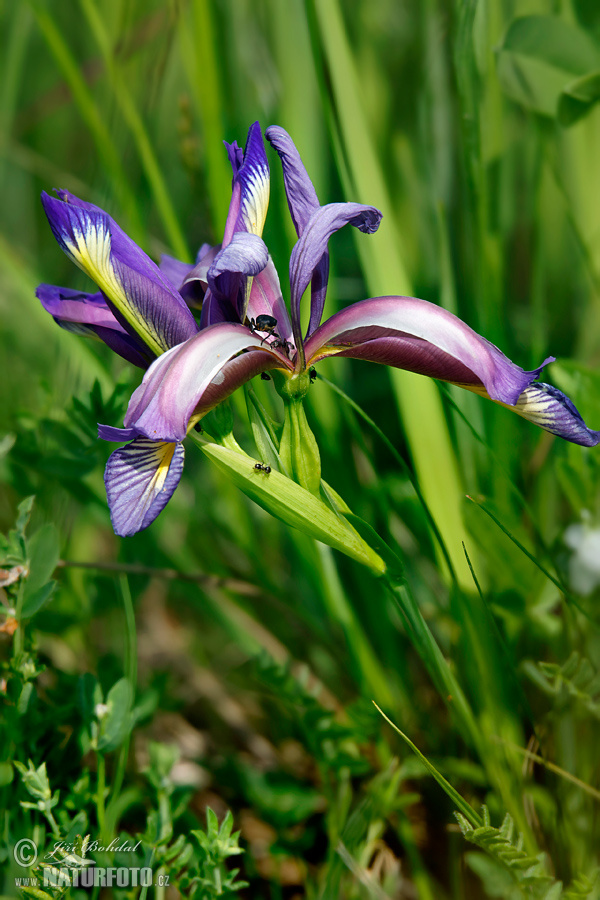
[38,123,600,537]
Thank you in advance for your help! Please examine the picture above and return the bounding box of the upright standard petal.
[104,438,185,536]
[222,123,270,245]
[266,125,329,339]
[36,284,152,368]
[289,202,383,355]
[265,126,320,235]
[41,191,198,357]
[123,323,290,442]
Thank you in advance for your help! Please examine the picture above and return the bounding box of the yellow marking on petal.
[242,169,270,237]
[148,441,177,494]
[63,213,166,357]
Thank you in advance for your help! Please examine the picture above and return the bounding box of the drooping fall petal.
[104,438,185,536]
[36,284,152,368]
[304,295,600,446]
[122,323,290,442]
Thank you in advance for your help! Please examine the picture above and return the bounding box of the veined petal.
[503,383,600,446]
[289,202,382,344]
[304,295,550,405]
[104,438,185,536]
[36,284,152,367]
[41,191,197,356]
[222,123,270,244]
[124,323,289,442]
[266,125,329,340]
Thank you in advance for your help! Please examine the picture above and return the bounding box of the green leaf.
[15,496,35,538]
[497,15,600,117]
[97,678,133,753]
[198,441,385,573]
[23,523,60,613]
[21,581,56,618]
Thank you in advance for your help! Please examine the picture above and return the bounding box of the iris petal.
[289,202,382,350]
[36,284,152,368]
[222,123,270,245]
[304,296,549,405]
[266,125,329,340]
[104,437,185,536]
[506,383,600,446]
[123,323,287,442]
[41,191,198,356]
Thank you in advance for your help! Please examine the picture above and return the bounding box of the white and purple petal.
[41,191,198,357]
[123,323,290,442]
[507,383,600,447]
[103,437,185,536]
[222,123,270,244]
[304,296,550,404]
[289,202,382,346]
[206,232,269,321]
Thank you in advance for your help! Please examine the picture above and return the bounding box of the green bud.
[199,443,385,574]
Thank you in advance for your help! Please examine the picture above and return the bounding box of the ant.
[254,462,271,474]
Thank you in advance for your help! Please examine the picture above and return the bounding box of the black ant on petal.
[248,314,279,344]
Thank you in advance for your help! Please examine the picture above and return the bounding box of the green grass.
[1,0,600,897]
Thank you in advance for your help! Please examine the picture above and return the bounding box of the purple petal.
[180,244,221,308]
[304,296,550,405]
[123,323,290,442]
[509,383,600,446]
[222,123,270,245]
[41,191,198,356]
[206,232,269,321]
[98,424,140,442]
[104,438,185,536]
[159,254,195,291]
[289,202,382,346]
[266,125,329,341]
[224,140,244,178]
[194,349,285,417]
[265,126,320,236]
[36,284,152,367]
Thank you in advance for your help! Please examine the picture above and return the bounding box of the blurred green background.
[2,0,600,897]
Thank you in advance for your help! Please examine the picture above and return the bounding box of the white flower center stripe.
[64,211,166,358]
[241,166,270,236]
